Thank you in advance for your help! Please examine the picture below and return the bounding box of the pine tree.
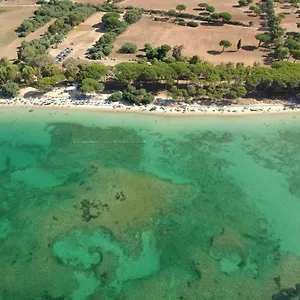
[237,39,242,51]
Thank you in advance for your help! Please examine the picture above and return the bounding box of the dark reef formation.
[272,284,300,300]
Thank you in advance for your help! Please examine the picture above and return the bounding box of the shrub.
[187,21,198,27]
[1,82,19,98]
[167,9,177,16]
[124,8,142,24]
[122,86,154,104]
[238,0,247,6]
[81,78,104,93]
[144,43,152,51]
[178,20,187,26]
[108,91,122,101]
[119,43,138,54]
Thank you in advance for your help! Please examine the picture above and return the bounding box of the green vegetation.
[108,91,122,101]
[0,0,300,102]
[81,78,104,93]
[249,5,261,16]
[266,0,283,41]
[35,74,65,90]
[15,1,122,63]
[291,50,300,63]
[238,0,254,6]
[145,44,172,60]
[88,12,127,59]
[255,34,271,47]
[167,9,177,16]
[1,52,300,100]
[102,12,128,34]
[264,0,300,61]
[219,40,232,52]
[198,3,209,9]
[186,21,198,27]
[172,45,186,61]
[88,32,116,59]
[124,8,142,24]
[16,0,110,37]
[143,9,243,27]
[1,82,19,97]
[88,9,142,60]
[206,5,215,14]
[238,0,247,7]
[76,63,108,81]
[219,12,232,22]
[122,86,154,104]
[176,4,186,12]
[119,43,138,54]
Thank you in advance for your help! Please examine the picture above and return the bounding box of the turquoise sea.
[1,107,300,300]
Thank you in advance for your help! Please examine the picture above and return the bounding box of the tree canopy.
[176,4,186,12]
[81,78,104,93]
[255,34,271,47]
[1,82,19,97]
[119,43,138,54]
[219,40,232,52]
[123,8,142,24]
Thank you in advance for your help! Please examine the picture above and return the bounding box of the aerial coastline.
[1,95,300,116]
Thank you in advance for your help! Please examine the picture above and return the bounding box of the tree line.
[264,0,300,61]
[16,1,122,65]
[17,0,122,37]
[143,8,249,27]
[88,8,142,59]
[1,54,300,101]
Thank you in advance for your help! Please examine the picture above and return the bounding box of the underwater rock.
[80,199,108,222]
[115,191,126,201]
[272,283,300,300]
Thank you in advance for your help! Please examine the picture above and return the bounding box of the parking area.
[55,47,73,64]
[48,12,105,62]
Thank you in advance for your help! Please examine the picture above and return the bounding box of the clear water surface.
[1,107,300,300]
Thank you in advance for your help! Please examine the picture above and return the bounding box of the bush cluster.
[16,0,103,37]
[147,9,247,26]
[88,8,142,59]
[122,86,155,104]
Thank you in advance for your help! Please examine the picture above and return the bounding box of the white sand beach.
[1,93,300,116]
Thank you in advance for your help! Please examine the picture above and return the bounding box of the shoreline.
[1,97,300,117]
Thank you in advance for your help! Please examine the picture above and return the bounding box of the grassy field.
[110,16,266,66]
[48,12,106,60]
[118,0,261,26]
[0,6,51,60]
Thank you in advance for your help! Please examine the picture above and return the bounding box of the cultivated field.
[48,12,105,60]
[118,0,261,26]
[0,6,49,59]
[0,0,36,5]
[111,16,266,65]
[274,4,300,32]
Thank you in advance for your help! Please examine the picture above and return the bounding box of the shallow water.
[1,108,300,300]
